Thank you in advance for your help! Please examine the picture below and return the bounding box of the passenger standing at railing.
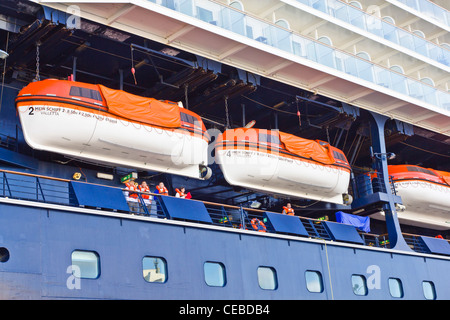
[155,182,169,196]
[282,203,295,216]
[175,187,192,199]
[139,181,152,214]
[124,179,140,214]
[175,187,186,198]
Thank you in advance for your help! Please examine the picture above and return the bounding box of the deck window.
[422,281,436,300]
[204,261,226,287]
[305,270,323,293]
[143,256,167,283]
[69,86,103,101]
[257,267,278,290]
[351,275,368,296]
[71,250,100,279]
[406,166,436,176]
[388,278,403,298]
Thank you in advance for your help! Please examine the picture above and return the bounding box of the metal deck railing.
[0,169,446,255]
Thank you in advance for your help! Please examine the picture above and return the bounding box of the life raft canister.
[251,218,267,233]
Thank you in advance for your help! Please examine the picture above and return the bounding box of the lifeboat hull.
[372,180,450,230]
[17,104,209,179]
[216,149,350,204]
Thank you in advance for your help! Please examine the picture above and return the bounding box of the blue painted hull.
[1,200,449,300]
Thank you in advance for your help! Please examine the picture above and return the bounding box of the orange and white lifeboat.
[215,128,352,204]
[385,165,450,230]
[15,79,211,180]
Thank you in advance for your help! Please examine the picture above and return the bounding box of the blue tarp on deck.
[335,211,370,233]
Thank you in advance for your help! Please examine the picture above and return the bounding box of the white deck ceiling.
[32,0,450,136]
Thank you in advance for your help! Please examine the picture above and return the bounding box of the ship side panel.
[1,203,450,299]
[0,204,42,299]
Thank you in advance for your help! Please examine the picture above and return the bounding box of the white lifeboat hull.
[17,104,209,179]
[216,149,350,204]
[372,180,450,230]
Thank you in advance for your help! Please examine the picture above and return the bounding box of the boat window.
[388,278,403,298]
[180,112,200,127]
[258,133,280,145]
[305,270,323,293]
[422,281,436,300]
[71,250,100,279]
[333,150,348,162]
[0,247,9,263]
[70,86,103,101]
[406,166,436,176]
[351,275,368,296]
[142,256,167,283]
[257,267,278,290]
[204,261,226,287]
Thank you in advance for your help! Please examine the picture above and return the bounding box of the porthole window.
[71,250,100,279]
[422,281,436,300]
[388,278,404,298]
[204,261,226,287]
[143,256,167,283]
[305,270,324,293]
[257,266,278,290]
[351,274,368,296]
[0,247,9,263]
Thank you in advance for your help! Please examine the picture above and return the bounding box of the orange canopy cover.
[278,132,335,165]
[99,85,181,128]
[436,170,450,186]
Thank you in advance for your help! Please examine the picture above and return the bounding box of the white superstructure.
[31,0,450,136]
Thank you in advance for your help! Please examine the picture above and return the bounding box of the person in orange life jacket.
[175,187,186,198]
[175,187,192,199]
[124,179,139,214]
[156,182,169,196]
[139,181,152,214]
[282,203,295,216]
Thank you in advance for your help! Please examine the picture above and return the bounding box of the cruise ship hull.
[1,198,449,300]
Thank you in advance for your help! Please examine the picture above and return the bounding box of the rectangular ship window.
[143,257,167,283]
[204,261,226,287]
[351,274,368,296]
[422,281,436,300]
[71,250,100,279]
[388,278,404,298]
[257,266,278,290]
[305,270,323,293]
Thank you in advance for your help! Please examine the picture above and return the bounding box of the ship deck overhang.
[30,0,450,137]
